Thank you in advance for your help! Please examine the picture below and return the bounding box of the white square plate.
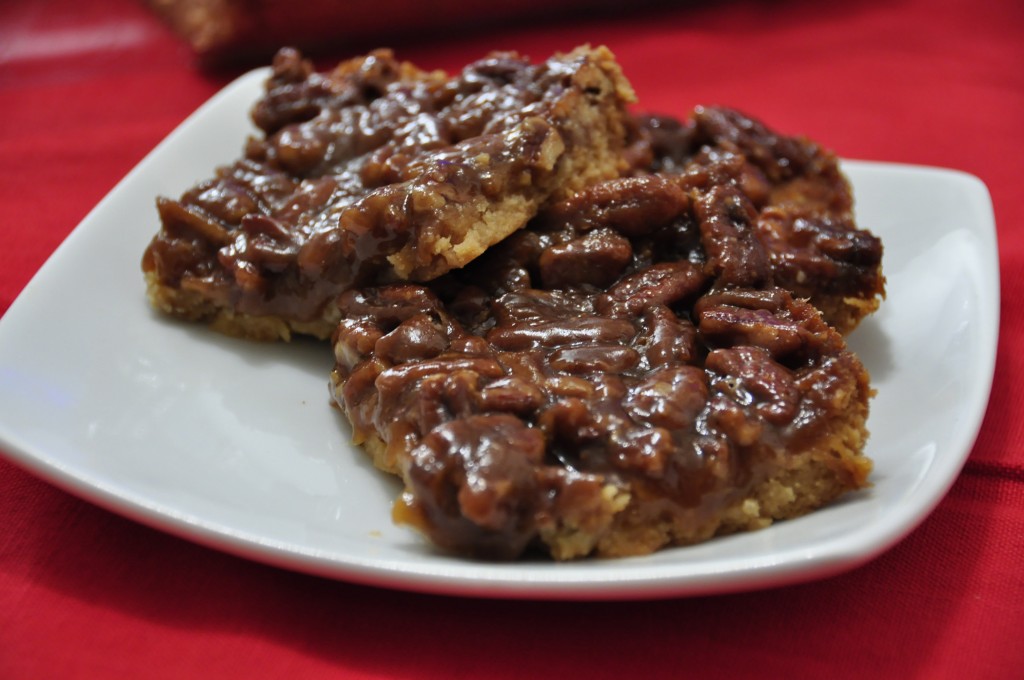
[0,69,999,600]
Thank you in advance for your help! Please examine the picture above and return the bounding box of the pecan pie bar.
[142,45,635,340]
[330,171,873,560]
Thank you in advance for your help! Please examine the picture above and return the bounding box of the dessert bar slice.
[143,45,635,340]
[329,177,873,560]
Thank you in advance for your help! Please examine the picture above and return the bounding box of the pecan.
[487,291,638,351]
[188,180,260,225]
[634,305,699,368]
[156,198,231,246]
[549,345,642,374]
[757,208,883,298]
[335,285,445,332]
[538,174,691,238]
[478,377,545,415]
[692,106,816,183]
[696,185,772,288]
[373,313,450,364]
[538,228,633,289]
[624,365,708,430]
[598,261,708,317]
[628,113,697,174]
[332,318,384,370]
[487,317,637,351]
[706,346,800,425]
[695,288,840,362]
[400,414,547,559]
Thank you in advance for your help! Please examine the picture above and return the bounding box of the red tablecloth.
[2,0,1022,677]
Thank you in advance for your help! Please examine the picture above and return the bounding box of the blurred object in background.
[144,0,663,63]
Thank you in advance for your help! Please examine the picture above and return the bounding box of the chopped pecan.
[399,414,548,559]
[696,185,772,288]
[598,261,709,317]
[538,228,633,289]
[695,288,840,363]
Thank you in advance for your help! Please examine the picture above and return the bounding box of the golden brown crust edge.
[145,270,339,341]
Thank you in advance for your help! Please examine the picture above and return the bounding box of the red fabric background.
[1,0,1022,677]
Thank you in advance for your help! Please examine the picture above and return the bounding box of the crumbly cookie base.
[585,409,872,559]
[826,291,885,337]
[145,270,339,341]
